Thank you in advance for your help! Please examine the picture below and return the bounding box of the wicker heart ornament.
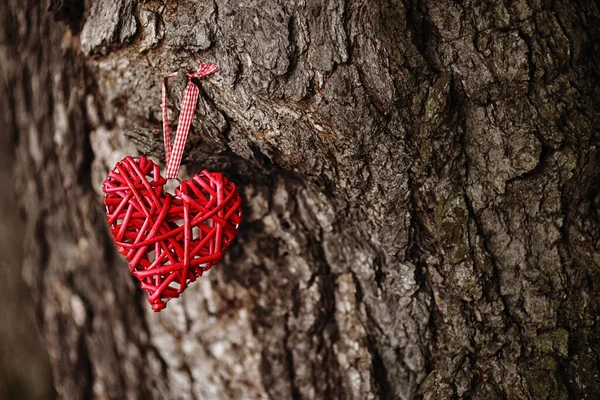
[103,155,242,311]
[102,62,242,311]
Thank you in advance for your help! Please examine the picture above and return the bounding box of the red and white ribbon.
[162,61,218,179]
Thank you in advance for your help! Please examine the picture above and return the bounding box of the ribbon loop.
[162,62,218,179]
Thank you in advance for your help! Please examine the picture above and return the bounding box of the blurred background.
[0,122,54,398]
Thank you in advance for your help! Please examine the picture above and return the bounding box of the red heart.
[102,155,242,311]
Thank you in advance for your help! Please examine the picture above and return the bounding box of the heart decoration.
[101,62,242,311]
[103,155,242,311]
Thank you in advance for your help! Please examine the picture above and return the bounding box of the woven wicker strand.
[103,155,242,311]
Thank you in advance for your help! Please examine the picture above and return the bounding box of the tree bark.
[1,0,599,399]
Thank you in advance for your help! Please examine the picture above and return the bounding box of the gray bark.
[1,0,599,399]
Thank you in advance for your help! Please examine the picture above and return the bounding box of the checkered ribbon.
[162,62,218,179]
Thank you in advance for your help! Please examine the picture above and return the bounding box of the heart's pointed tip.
[151,301,167,312]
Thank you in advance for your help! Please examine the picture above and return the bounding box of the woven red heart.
[102,155,242,311]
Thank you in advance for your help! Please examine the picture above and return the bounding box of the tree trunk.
[1,0,599,399]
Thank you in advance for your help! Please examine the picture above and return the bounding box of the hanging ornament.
[102,62,242,312]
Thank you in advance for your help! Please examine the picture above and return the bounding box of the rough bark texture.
[1,0,600,399]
